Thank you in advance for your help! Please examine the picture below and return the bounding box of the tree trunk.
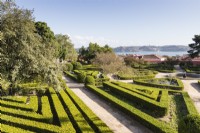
[36,95,42,114]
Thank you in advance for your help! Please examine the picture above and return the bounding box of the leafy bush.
[178,114,200,133]
[73,62,82,70]
[66,63,73,71]
[85,76,95,85]
[64,71,77,81]
[77,72,86,83]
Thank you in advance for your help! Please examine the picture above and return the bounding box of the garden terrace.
[0,96,62,133]
[85,81,199,133]
[103,82,168,117]
[1,86,112,132]
[133,78,184,90]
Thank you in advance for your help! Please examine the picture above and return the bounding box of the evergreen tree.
[188,35,200,58]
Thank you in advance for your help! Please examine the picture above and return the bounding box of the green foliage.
[0,96,62,132]
[111,81,159,100]
[182,92,199,115]
[103,82,168,116]
[117,68,156,80]
[77,72,86,83]
[59,89,94,132]
[133,78,184,90]
[145,63,175,73]
[85,76,95,85]
[180,63,200,74]
[66,63,73,71]
[0,1,62,91]
[118,74,155,80]
[178,114,200,133]
[92,52,124,74]
[61,81,112,132]
[64,71,78,81]
[188,35,200,58]
[55,34,77,62]
[73,62,82,70]
[35,21,55,43]
[86,85,175,133]
[48,87,76,132]
[78,43,113,63]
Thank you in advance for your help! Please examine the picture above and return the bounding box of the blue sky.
[15,0,200,48]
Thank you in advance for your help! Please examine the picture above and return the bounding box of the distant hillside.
[113,45,189,52]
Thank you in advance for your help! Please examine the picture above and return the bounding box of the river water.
[115,51,188,56]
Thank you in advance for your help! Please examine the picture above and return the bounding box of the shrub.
[182,92,198,115]
[64,71,77,81]
[66,63,73,71]
[178,114,200,133]
[86,85,175,133]
[85,76,95,85]
[103,82,168,116]
[77,72,86,83]
[133,78,184,90]
[73,62,82,70]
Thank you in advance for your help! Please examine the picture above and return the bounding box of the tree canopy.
[188,35,200,58]
[78,42,113,63]
[0,1,62,91]
[92,52,124,74]
[55,34,77,62]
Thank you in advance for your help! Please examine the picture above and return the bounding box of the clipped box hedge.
[103,82,168,116]
[62,82,112,133]
[111,81,159,100]
[0,96,63,133]
[64,71,77,81]
[117,74,155,80]
[133,78,184,90]
[48,87,76,132]
[59,89,94,132]
[182,92,199,115]
[86,85,176,133]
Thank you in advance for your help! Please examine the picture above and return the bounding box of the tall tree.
[0,1,61,91]
[78,42,113,63]
[92,52,124,74]
[55,34,77,62]
[188,35,200,58]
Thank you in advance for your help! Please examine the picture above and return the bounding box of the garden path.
[63,76,152,133]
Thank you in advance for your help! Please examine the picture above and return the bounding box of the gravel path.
[63,76,152,133]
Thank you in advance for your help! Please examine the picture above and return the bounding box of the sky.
[14,0,200,48]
